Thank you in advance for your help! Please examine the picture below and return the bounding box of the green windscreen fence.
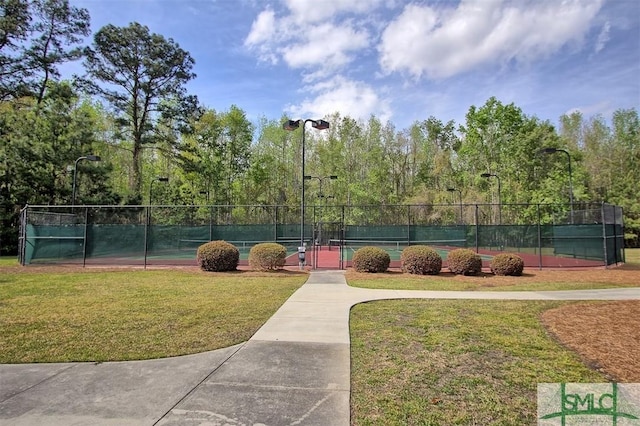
[20,203,625,268]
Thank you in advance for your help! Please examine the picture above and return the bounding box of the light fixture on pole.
[149,176,169,205]
[480,173,502,224]
[538,147,574,222]
[283,119,330,249]
[72,155,101,206]
[447,187,463,225]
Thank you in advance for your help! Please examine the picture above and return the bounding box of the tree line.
[1,0,639,255]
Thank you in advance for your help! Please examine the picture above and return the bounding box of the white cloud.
[378,0,605,79]
[244,1,382,77]
[595,21,611,53]
[281,22,370,71]
[286,75,392,122]
[245,9,276,46]
[284,0,386,23]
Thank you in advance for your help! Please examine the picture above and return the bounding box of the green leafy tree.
[0,0,89,102]
[0,0,31,100]
[0,82,117,255]
[79,22,197,200]
[177,106,252,206]
[27,0,90,104]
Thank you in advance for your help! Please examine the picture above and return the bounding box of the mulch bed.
[541,300,640,382]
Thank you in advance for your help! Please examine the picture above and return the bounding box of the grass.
[626,247,640,264]
[0,256,18,266]
[349,249,640,424]
[350,299,606,425]
[0,268,307,363]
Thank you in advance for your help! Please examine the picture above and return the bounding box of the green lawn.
[0,256,18,266]
[350,299,606,425]
[626,247,640,264]
[0,268,307,363]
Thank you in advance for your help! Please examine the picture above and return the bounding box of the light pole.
[283,119,330,249]
[72,155,101,205]
[149,176,169,205]
[480,173,502,224]
[447,187,463,224]
[538,147,574,222]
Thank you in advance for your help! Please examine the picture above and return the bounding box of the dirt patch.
[541,300,640,382]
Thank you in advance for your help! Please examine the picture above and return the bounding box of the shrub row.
[352,245,524,276]
[196,241,525,276]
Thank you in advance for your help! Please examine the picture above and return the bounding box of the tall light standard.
[538,147,573,222]
[149,176,169,204]
[283,119,330,248]
[72,155,101,205]
[480,173,502,224]
[447,187,463,224]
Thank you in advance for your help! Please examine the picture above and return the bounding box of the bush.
[248,243,287,271]
[196,240,239,272]
[401,245,442,275]
[352,246,390,273]
[490,253,524,276]
[447,248,482,276]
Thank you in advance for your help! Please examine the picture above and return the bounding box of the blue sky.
[66,0,640,130]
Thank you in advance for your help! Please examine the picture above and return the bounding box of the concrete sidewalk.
[1,271,639,425]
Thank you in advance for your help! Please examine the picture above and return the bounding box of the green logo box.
[538,383,640,425]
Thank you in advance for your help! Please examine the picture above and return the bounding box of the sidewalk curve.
[1,271,639,425]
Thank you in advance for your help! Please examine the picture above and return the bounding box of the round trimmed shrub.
[490,253,524,276]
[401,245,442,275]
[352,246,390,273]
[196,240,239,272]
[447,248,482,276]
[248,243,287,271]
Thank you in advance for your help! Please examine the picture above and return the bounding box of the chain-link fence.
[19,202,624,268]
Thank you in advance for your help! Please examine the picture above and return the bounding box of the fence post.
[209,204,213,242]
[537,204,542,270]
[274,205,278,242]
[407,204,411,245]
[620,205,626,264]
[18,204,28,265]
[601,202,608,268]
[474,204,479,253]
[143,206,149,269]
[340,205,345,270]
[82,207,89,267]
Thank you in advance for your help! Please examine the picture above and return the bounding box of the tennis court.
[19,203,625,269]
[328,239,494,269]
